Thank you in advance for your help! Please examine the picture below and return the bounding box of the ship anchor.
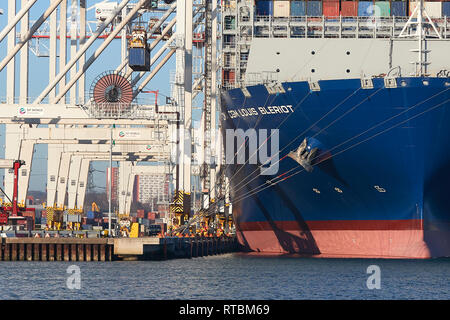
[288,138,319,173]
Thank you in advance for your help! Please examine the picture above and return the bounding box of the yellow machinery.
[129,223,139,238]
[129,25,147,48]
[91,202,100,212]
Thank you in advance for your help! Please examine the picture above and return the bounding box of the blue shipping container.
[358,1,374,16]
[443,2,450,17]
[291,1,306,16]
[391,1,406,16]
[129,47,150,71]
[256,0,273,16]
[307,1,322,16]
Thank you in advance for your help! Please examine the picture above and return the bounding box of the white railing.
[250,15,450,39]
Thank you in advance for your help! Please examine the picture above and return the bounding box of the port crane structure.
[0,0,225,234]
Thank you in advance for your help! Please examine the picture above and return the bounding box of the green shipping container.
[374,2,390,17]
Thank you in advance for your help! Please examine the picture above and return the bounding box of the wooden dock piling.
[0,236,237,261]
[71,244,77,261]
[63,244,70,261]
[48,244,55,261]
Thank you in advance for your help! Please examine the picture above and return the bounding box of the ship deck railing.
[222,15,450,40]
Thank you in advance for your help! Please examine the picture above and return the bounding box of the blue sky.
[0,1,204,192]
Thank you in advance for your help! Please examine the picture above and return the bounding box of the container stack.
[253,0,449,18]
[290,1,306,15]
[256,0,274,15]
[323,0,340,17]
[444,1,450,17]
[341,0,358,16]
[391,0,407,16]
[128,26,150,71]
[274,0,291,16]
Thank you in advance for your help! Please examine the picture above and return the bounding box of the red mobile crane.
[0,160,35,231]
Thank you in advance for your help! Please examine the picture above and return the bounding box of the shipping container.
[273,0,290,17]
[374,2,390,16]
[222,0,236,9]
[307,1,322,16]
[224,15,236,29]
[256,0,273,16]
[410,1,442,18]
[444,2,450,17]
[341,1,358,16]
[137,209,145,218]
[290,1,306,16]
[358,1,375,16]
[425,2,442,18]
[391,1,407,16]
[222,70,236,84]
[323,1,340,17]
[128,47,150,71]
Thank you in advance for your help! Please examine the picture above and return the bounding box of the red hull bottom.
[237,229,434,258]
[236,220,450,258]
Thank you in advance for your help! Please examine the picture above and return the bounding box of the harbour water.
[0,254,448,300]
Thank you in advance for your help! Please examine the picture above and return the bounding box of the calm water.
[0,254,448,300]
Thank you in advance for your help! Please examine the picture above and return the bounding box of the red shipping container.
[21,209,36,219]
[323,1,340,17]
[341,1,358,16]
[137,209,145,218]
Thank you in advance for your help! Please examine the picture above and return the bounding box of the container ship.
[219,0,450,258]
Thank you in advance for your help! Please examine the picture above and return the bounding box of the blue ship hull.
[220,77,450,258]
